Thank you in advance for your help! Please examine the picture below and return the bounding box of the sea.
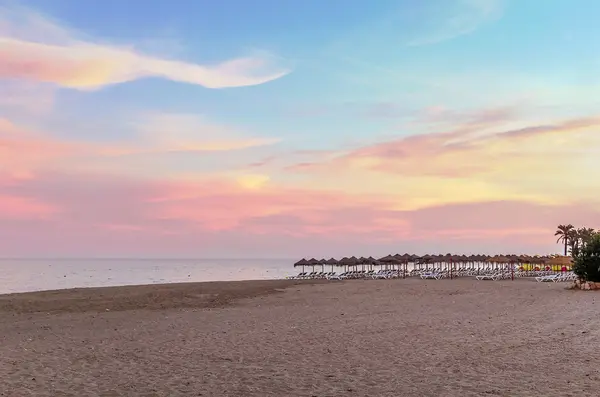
[0,258,296,295]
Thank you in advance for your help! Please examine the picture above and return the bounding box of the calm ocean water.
[0,258,295,294]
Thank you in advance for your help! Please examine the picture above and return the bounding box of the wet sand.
[1,278,599,396]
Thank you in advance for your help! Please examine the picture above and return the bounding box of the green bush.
[572,233,600,282]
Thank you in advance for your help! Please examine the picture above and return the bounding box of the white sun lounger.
[535,274,559,282]
[476,274,500,280]
[420,272,442,280]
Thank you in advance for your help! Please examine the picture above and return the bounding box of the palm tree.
[568,228,581,257]
[555,224,575,256]
[578,227,596,249]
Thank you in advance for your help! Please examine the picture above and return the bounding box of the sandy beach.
[1,278,599,397]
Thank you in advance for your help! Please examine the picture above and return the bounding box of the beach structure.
[288,254,574,281]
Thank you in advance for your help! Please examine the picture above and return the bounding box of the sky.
[1,0,599,258]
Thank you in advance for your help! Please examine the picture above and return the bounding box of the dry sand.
[1,278,599,397]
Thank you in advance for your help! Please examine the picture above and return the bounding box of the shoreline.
[0,275,552,314]
[0,275,292,296]
[0,278,325,314]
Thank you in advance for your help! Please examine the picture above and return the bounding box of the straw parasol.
[306,258,319,272]
[293,258,309,273]
[547,256,573,271]
[324,257,338,272]
[358,256,371,270]
[393,254,404,261]
[293,258,308,267]
[318,258,328,272]
[547,256,573,265]
[338,256,358,270]
[378,255,399,270]
[367,256,378,265]
[487,255,509,263]
[377,254,397,263]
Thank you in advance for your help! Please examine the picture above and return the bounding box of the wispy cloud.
[404,0,504,46]
[0,80,55,115]
[0,112,281,179]
[0,6,290,90]
[288,113,600,177]
[127,112,280,153]
[281,112,600,208]
[0,194,56,219]
[0,117,85,177]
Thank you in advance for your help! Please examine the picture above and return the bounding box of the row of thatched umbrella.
[294,254,572,268]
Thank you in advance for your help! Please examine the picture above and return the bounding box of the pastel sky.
[1,0,599,258]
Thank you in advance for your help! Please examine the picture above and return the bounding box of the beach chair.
[287,272,306,279]
[420,272,442,280]
[535,274,559,282]
[326,273,342,280]
[476,273,500,280]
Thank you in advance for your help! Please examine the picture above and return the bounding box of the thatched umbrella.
[349,256,360,269]
[443,253,456,278]
[547,256,573,271]
[364,256,380,270]
[338,256,358,272]
[417,255,433,272]
[517,254,531,264]
[392,254,405,273]
[432,255,445,271]
[358,256,371,270]
[524,256,543,271]
[378,254,398,270]
[378,254,396,263]
[294,258,309,273]
[488,255,508,263]
[326,258,338,272]
[367,256,378,265]
[306,258,319,273]
[398,253,413,277]
[338,256,349,271]
[488,255,513,278]
[318,258,328,272]
[547,256,572,265]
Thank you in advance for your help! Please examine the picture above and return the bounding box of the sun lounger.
[286,272,306,279]
[476,273,500,280]
[326,273,342,280]
[535,274,559,282]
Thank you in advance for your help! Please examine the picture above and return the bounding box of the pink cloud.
[0,171,597,257]
[0,113,281,181]
[0,118,86,175]
[416,106,517,125]
[0,194,56,219]
[286,115,600,180]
